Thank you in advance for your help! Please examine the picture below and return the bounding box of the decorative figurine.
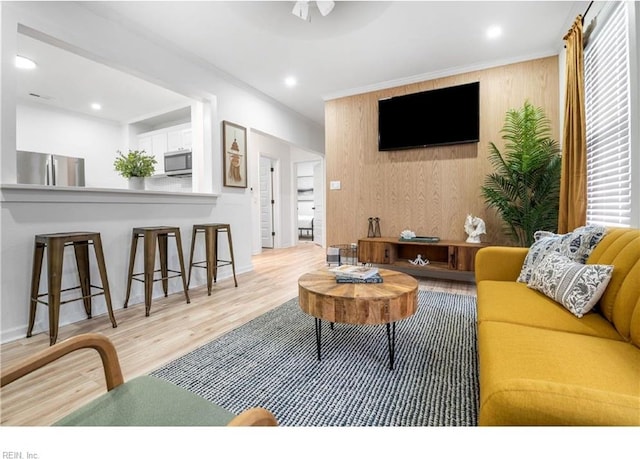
[464,214,486,243]
[409,254,429,266]
[367,217,375,237]
[368,217,382,237]
[373,217,381,237]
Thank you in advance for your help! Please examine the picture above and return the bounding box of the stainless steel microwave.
[164,150,192,176]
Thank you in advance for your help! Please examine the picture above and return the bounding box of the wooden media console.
[357,237,488,281]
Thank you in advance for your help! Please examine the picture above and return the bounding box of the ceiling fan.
[292,1,335,21]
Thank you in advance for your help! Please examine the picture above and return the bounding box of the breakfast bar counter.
[0,184,219,204]
[1,184,249,344]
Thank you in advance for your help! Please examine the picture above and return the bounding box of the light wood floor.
[0,242,476,426]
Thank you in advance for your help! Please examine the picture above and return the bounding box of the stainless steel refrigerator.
[17,150,85,186]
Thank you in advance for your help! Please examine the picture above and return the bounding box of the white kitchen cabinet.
[182,129,192,149]
[137,136,152,156]
[151,133,167,174]
[136,133,165,175]
[167,128,192,152]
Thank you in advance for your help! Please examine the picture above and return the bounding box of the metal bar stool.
[27,232,117,346]
[123,226,190,316]
[188,224,238,295]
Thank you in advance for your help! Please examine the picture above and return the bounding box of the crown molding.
[322,50,560,101]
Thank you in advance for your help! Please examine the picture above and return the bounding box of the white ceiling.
[17,32,194,125]
[17,1,587,126]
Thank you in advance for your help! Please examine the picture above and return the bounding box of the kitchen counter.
[0,183,250,344]
[1,184,218,204]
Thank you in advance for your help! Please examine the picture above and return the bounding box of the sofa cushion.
[477,321,640,425]
[54,375,235,426]
[476,280,623,340]
[517,225,607,284]
[527,252,613,318]
[586,228,640,344]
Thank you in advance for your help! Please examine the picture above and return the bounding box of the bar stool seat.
[188,224,238,295]
[124,226,190,316]
[27,231,117,346]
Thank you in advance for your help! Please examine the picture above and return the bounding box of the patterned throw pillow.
[527,252,613,318]
[517,225,607,283]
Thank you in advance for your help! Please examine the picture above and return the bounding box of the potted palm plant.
[114,149,157,190]
[481,101,562,247]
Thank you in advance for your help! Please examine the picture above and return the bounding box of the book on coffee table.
[330,265,379,279]
[336,273,383,284]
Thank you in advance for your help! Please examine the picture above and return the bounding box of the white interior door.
[260,157,274,248]
[312,161,324,246]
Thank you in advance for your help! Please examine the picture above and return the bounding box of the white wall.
[17,102,126,188]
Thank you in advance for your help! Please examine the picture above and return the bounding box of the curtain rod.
[581,1,594,24]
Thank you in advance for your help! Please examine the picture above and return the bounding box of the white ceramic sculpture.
[409,254,429,266]
[464,214,486,243]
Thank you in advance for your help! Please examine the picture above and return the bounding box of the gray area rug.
[151,290,479,426]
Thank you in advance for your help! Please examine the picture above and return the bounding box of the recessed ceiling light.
[486,25,503,40]
[285,76,297,88]
[15,55,37,70]
[91,103,102,110]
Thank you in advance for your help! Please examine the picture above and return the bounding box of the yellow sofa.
[475,227,640,425]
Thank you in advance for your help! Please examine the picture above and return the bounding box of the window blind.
[584,1,632,227]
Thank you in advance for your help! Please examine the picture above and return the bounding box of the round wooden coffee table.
[298,268,418,369]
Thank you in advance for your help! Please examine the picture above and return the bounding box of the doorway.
[296,160,324,245]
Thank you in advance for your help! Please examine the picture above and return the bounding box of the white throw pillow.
[527,252,613,318]
[517,225,607,284]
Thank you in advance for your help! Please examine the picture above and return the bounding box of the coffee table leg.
[315,318,322,361]
[386,322,396,370]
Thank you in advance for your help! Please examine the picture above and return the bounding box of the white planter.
[128,177,145,190]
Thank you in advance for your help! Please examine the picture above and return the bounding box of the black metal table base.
[314,319,398,370]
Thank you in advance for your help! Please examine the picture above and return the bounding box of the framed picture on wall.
[223,120,247,188]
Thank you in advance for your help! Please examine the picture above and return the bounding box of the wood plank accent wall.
[324,56,559,247]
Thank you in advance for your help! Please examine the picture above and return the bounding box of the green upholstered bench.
[2,333,277,427]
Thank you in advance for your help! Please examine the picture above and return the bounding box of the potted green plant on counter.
[114,149,157,190]
[481,101,562,247]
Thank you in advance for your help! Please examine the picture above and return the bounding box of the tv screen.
[378,81,480,151]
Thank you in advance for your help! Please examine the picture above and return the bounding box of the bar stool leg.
[27,241,45,338]
[158,233,169,297]
[123,232,138,309]
[187,226,197,288]
[73,240,93,318]
[47,238,65,346]
[174,229,191,304]
[204,228,215,295]
[93,234,117,328]
[212,228,219,284]
[226,228,238,287]
[143,232,156,317]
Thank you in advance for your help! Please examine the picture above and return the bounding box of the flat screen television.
[378,81,480,151]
